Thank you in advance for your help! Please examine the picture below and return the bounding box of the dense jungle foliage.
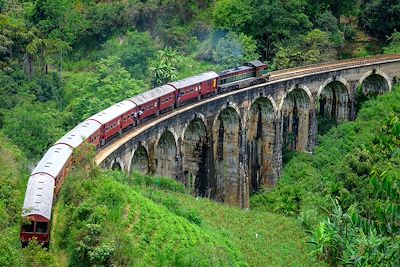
[0,0,399,266]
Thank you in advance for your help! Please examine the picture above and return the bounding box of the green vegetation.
[0,0,399,266]
[51,167,322,266]
[252,84,400,266]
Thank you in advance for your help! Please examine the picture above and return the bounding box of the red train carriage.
[21,173,55,245]
[88,100,136,145]
[129,84,177,122]
[31,144,73,194]
[169,71,219,105]
[56,119,102,149]
[129,90,160,122]
[154,85,176,113]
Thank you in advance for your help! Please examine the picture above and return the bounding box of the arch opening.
[111,161,122,171]
[281,87,311,160]
[130,145,149,175]
[212,107,241,204]
[182,118,208,196]
[318,81,350,134]
[155,131,177,179]
[247,97,275,193]
[356,74,390,111]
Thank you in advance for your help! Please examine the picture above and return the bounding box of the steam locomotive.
[20,60,269,245]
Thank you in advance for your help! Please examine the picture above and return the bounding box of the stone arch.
[212,107,241,205]
[182,118,208,196]
[356,70,391,112]
[358,70,392,93]
[212,102,242,131]
[247,97,276,192]
[180,113,207,141]
[155,130,177,179]
[279,85,312,152]
[130,145,149,175]
[317,78,351,123]
[110,158,124,171]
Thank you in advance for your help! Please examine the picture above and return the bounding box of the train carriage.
[128,85,177,121]
[129,90,159,121]
[154,85,176,113]
[20,173,55,245]
[169,71,219,104]
[31,144,74,194]
[88,100,136,145]
[56,119,102,149]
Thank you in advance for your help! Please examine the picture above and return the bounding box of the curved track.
[96,55,400,165]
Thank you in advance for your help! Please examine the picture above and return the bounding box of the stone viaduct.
[96,56,400,208]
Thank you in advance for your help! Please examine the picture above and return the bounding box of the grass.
[51,171,323,266]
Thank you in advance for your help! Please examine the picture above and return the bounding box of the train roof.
[169,71,219,89]
[218,65,253,77]
[32,144,73,178]
[56,120,101,148]
[129,85,175,106]
[22,173,55,220]
[246,60,267,68]
[89,100,136,125]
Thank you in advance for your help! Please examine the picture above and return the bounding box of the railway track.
[96,54,400,165]
[269,54,400,81]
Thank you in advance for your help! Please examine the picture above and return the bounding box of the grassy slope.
[52,172,322,266]
[141,188,323,267]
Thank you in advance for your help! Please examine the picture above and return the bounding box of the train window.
[36,222,48,234]
[21,221,34,233]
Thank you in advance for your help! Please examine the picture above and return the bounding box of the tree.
[384,31,400,54]
[2,100,65,157]
[272,29,335,69]
[212,32,258,67]
[101,30,157,80]
[67,56,144,122]
[360,0,400,39]
[150,48,181,87]
[212,0,253,32]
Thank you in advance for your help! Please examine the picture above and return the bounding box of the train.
[20,60,269,245]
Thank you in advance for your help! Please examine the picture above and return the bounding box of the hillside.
[51,171,322,266]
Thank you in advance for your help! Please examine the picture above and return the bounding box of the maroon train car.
[169,71,219,105]
[21,173,55,245]
[89,101,136,145]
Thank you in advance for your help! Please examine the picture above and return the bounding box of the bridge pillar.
[176,137,184,183]
[272,118,282,184]
[308,108,318,151]
[206,119,215,199]
[239,128,250,208]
